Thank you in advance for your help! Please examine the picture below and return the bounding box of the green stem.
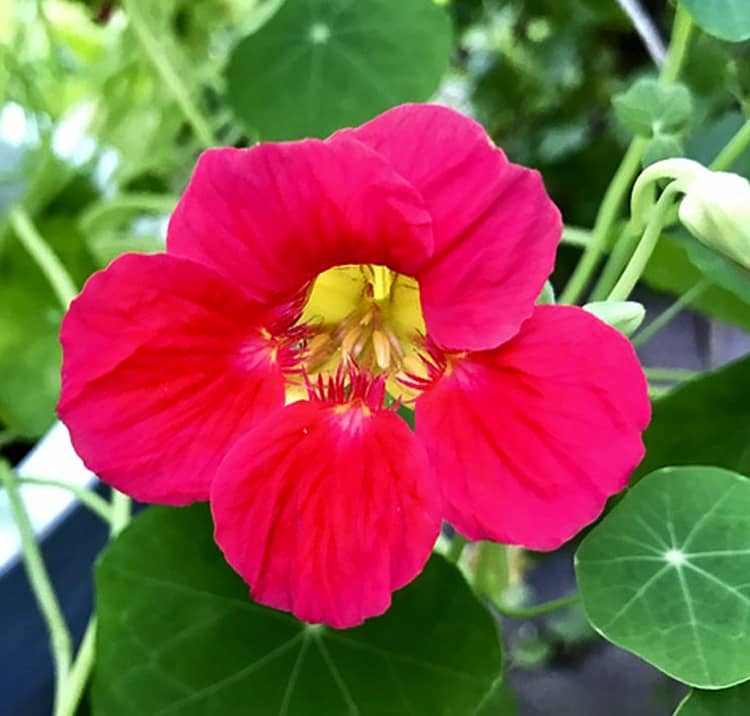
[447,535,468,564]
[560,6,694,305]
[560,138,648,304]
[8,207,77,309]
[1,464,72,709]
[660,4,694,83]
[561,225,593,248]
[56,619,97,716]
[15,476,113,523]
[711,119,750,171]
[493,592,581,620]
[632,279,709,347]
[607,184,680,302]
[644,367,700,382]
[120,0,214,147]
[110,490,131,536]
[590,224,639,300]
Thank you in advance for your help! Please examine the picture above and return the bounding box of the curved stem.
[560,6,694,305]
[15,476,113,523]
[632,279,709,347]
[608,184,681,302]
[120,0,214,147]
[1,464,72,709]
[8,207,77,309]
[711,119,750,172]
[493,592,581,620]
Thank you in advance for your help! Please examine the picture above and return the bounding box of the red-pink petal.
[210,400,441,628]
[167,139,433,305]
[59,253,285,505]
[416,306,650,550]
[340,103,562,351]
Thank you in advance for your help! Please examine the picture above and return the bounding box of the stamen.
[372,330,391,370]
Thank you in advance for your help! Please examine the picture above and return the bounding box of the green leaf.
[636,355,750,480]
[576,466,750,688]
[642,234,750,333]
[674,682,750,715]
[680,0,750,43]
[225,0,452,140]
[94,504,503,716]
[672,230,750,303]
[613,78,693,137]
[687,111,750,178]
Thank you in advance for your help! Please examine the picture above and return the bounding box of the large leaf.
[680,0,750,43]
[94,504,504,716]
[674,682,750,715]
[576,466,750,688]
[636,355,750,480]
[225,0,452,140]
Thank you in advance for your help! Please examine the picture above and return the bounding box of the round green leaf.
[612,78,693,137]
[680,0,750,42]
[675,682,750,715]
[225,0,452,140]
[576,466,750,688]
[94,504,503,715]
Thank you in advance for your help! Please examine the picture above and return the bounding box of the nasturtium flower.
[59,104,650,628]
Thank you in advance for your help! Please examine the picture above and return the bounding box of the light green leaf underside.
[576,466,750,688]
[94,504,504,715]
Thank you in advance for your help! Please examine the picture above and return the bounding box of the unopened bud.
[583,301,645,337]
[678,170,750,271]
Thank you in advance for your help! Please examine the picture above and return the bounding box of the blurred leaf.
[672,230,750,303]
[675,682,750,715]
[635,355,750,480]
[225,0,452,140]
[642,234,750,332]
[613,78,693,137]
[680,0,750,43]
[474,679,517,715]
[642,134,685,167]
[94,504,504,715]
[577,466,750,688]
[687,111,750,178]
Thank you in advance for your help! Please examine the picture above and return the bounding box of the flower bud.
[583,301,645,336]
[678,170,750,271]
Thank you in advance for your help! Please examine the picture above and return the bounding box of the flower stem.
[492,592,581,620]
[120,0,214,147]
[644,366,700,382]
[711,119,750,172]
[560,6,693,305]
[560,138,648,304]
[1,463,72,710]
[15,476,113,523]
[632,280,709,347]
[607,184,681,302]
[446,534,468,564]
[56,619,97,716]
[110,490,131,536]
[8,207,77,309]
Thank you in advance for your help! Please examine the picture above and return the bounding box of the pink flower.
[59,104,650,628]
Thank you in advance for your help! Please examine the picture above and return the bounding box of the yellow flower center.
[295,264,425,399]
